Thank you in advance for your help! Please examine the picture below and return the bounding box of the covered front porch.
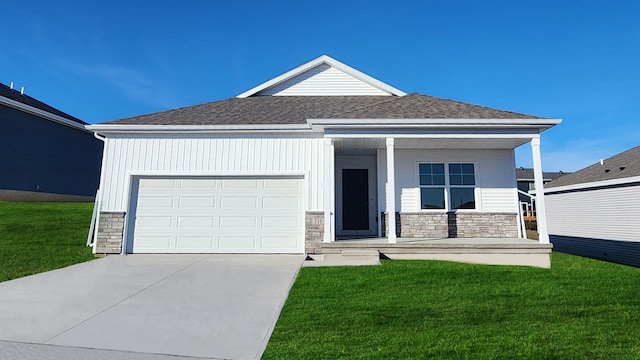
[306,117,560,267]
[310,237,553,268]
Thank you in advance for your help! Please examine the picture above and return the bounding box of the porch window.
[449,163,476,209]
[418,163,445,209]
[418,162,476,210]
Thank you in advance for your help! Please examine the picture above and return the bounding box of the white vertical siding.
[546,185,640,242]
[100,134,324,211]
[256,64,391,96]
[379,149,517,213]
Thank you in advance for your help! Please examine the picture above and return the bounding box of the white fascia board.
[236,55,406,98]
[0,95,88,132]
[542,175,640,194]
[85,123,313,134]
[308,118,561,132]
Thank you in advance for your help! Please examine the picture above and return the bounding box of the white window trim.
[416,161,479,212]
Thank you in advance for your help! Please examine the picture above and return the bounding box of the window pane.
[420,175,432,186]
[463,175,475,186]
[432,163,445,174]
[462,163,475,174]
[420,188,445,209]
[450,187,475,209]
[450,174,462,185]
[449,163,462,175]
[433,174,445,185]
[419,163,429,175]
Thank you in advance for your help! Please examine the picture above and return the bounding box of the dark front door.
[342,169,369,230]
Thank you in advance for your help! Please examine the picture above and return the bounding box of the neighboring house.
[0,82,103,201]
[87,55,560,256]
[516,167,568,215]
[544,145,640,267]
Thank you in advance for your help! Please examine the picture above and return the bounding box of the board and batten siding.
[379,149,518,213]
[256,64,391,96]
[546,185,640,242]
[99,134,325,211]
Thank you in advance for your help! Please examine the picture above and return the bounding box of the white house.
[87,55,560,261]
[544,145,640,267]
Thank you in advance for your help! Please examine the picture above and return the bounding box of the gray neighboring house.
[0,82,103,201]
[516,167,568,208]
[544,145,640,267]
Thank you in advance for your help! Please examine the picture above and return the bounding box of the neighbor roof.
[516,168,569,181]
[0,82,85,124]
[545,145,640,188]
[104,93,545,126]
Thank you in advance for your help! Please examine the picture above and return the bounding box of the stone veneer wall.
[305,211,324,254]
[400,212,448,238]
[96,211,125,254]
[447,212,518,238]
[386,212,518,239]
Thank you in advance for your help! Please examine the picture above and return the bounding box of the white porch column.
[323,138,334,242]
[386,138,397,243]
[531,137,550,244]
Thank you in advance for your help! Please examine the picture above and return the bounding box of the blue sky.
[2,1,639,172]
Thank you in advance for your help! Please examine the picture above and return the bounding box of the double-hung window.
[419,163,476,210]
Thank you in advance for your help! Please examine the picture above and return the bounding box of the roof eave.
[308,118,562,130]
[85,123,314,135]
[542,175,640,194]
[0,95,88,132]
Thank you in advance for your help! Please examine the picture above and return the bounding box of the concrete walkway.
[0,254,303,359]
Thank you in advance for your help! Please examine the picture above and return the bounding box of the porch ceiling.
[333,137,530,155]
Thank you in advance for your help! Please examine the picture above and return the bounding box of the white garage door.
[130,177,304,253]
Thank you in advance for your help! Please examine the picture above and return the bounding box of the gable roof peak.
[236,55,407,98]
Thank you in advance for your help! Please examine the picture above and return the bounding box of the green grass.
[264,253,640,359]
[0,202,96,282]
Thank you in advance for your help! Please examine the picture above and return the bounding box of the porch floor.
[310,237,552,268]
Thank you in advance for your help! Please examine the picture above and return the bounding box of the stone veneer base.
[96,211,125,254]
[305,211,324,254]
[387,212,519,239]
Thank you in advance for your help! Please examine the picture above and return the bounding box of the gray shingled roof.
[0,82,85,124]
[104,93,545,125]
[516,168,569,181]
[546,145,640,188]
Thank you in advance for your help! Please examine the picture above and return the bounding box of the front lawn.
[0,202,96,282]
[264,253,640,359]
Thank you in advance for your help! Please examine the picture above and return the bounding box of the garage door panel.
[140,179,176,189]
[179,196,217,208]
[219,236,257,249]
[132,177,304,253]
[177,216,215,228]
[137,216,173,228]
[263,196,300,209]
[179,179,218,189]
[221,179,259,189]
[219,216,257,228]
[261,216,300,229]
[135,236,172,249]
[138,196,174,208]
[176,236,214,249]
[220,196,257,208]
[261,237,298,249]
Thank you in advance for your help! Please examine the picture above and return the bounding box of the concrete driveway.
[0,254,303,359]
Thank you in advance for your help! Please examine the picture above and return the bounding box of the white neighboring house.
[86,55,560,257]
[544,145,640,267]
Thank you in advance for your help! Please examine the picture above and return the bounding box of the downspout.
[92,131,108,254]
